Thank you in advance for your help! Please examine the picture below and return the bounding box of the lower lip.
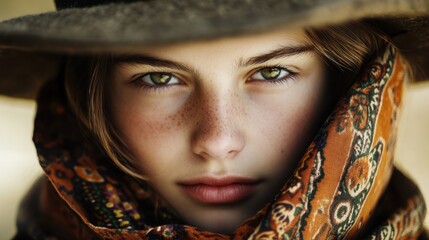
[180,184,257,204]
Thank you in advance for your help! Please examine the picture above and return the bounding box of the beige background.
[0,1,428,239]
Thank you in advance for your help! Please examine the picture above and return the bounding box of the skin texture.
[110,28,331,234]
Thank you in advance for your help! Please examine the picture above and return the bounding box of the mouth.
[178,176,261,204]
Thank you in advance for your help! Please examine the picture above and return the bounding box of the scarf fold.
[16,45,427,239]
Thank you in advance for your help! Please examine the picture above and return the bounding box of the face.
[110,28,330,234]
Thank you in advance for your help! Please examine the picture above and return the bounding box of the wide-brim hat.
[0,0,428,98]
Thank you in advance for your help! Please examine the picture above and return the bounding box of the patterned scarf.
[16,45,427,239]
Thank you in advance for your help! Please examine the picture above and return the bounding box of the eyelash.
[247,65,298,85]
[130,65,298,91]
[130,72,182,92]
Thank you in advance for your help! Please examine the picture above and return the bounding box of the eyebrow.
[114,44,315,71]
[114,54,192,72]
[240,44,315,67]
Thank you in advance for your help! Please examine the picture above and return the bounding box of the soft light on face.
[110,28,330,234]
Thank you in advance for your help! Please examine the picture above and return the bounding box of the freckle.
[163,124,171,131]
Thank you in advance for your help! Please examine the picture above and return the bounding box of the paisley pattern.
[15,46,427,239]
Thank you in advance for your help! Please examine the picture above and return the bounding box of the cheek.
[252,101,317,163]
[247,78,329,172]
[110,100,188,175]
[253,89,325,142]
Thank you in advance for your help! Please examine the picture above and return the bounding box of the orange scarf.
[16,45,427,239]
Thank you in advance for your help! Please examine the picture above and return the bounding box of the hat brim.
[0,0,428,52]
[0,0,428,99]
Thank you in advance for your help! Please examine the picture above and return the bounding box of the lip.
[178,176,261,204]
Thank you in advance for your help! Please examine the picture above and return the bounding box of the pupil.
[150,73,171,85]
[261,68,281,80]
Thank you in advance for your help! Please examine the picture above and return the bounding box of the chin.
[194,219,238,235]
[181,207,252,235]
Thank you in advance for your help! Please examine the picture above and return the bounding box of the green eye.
[149,73,172,85]
[260,67,282,80]
[251,67,292,82]
[137,72,180,87]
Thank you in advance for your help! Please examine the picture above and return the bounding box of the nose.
[191,90,245,161]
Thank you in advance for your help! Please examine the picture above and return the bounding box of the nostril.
[193,145,240,161]
[191,131,244,161]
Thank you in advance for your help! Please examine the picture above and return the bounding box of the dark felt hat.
[0,0,429,98]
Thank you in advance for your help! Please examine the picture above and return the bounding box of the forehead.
[133,28,309,60]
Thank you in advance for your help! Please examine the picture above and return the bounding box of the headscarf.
[15,45,427,239]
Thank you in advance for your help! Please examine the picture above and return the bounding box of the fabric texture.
[15,45,427,239]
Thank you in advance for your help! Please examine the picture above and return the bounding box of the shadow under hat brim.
[0,0,428,98]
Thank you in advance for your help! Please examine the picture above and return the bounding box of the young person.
[0,0,428,239]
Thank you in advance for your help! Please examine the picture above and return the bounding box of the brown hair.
[64,55,141,178]
[64,21,388,179]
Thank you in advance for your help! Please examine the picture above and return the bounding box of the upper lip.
[178,176,261,186]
